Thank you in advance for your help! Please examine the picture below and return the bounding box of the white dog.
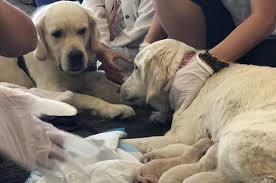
[0,1,135,119]
[121,39,276,182]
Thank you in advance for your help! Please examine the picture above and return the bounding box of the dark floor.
[0,1,171,182]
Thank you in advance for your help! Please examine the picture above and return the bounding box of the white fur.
[121,39,276,182]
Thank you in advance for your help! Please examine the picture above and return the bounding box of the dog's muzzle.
[67,49,85,72]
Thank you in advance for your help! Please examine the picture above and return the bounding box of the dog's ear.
[144,59,167,104]
[143,40,187,104]
[86,9,103,53]
[32,8,48,61]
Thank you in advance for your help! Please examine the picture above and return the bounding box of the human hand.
[0,86,77,170]
[98,48,130,84]
[169,52,214,111]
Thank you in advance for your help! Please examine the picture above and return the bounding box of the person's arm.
[209,0,276,62]
[144,13,167,44]
[0,0,37,57]
[82,0,110,44]
[168,0,276,112]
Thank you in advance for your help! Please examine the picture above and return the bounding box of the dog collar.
[164,50,196,92]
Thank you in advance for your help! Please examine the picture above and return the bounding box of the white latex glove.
[169,52,214,111]
[0,86,77,171]
[139,42,150,52]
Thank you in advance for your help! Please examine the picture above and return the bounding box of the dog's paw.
[140,151,166,163]
[96,104,135,119]
[158,174,181,183]
[120,139,149,153]
[135,168,159,183]
[149,112,168,124]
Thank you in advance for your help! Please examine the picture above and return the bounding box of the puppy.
[121,39,276,182]
[136,138,213,183]
[158,144,221,183]
[0,1,135,119]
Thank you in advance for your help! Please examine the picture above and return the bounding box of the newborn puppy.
[140,143,195,163]
[158,144,218,183]
[135,138,213,183]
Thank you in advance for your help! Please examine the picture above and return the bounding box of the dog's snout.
[68,50,84,62]
[67,49,84,71]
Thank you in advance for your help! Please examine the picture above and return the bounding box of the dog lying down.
[120,39,276,183]
[0,1,135,120]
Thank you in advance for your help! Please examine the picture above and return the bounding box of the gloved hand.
[0,86,77,171]
[169,51,214,111]
[139,42,150,52]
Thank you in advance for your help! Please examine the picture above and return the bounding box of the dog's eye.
[134,64,138,70]
[52,30,63,38]
[78,27,87,35]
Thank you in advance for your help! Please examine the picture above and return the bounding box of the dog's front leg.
[66,92,135,119]
[28,88,135,119]
[121,135,179,153]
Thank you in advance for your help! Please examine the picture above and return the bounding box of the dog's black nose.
[68,50,84,62]
[68,50,84,70]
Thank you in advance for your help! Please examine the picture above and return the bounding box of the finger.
[114,54,130,63]
[105,67,124,79]
[106,71,124,84]
[109,59,122,71]
[47,131,64,147]
[49,143,66,162]
[41,159,56,170]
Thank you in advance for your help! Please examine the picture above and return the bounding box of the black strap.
[199,51,229,73]
[17,56,36,85]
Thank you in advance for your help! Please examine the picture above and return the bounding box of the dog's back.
[172,64,276,139]
[171,64,276,182]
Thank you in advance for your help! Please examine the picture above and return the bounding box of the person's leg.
[154,0,206,49]
[154,0,236,49]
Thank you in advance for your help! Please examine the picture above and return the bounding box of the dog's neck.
[164,50,196,92]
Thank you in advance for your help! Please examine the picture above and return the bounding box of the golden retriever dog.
[0,1,135,119]
[121,39,276,182]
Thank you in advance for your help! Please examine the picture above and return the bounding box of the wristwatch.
[199,51,230,73]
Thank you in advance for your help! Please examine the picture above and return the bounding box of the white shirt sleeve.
[82,0,111,44]
[110,0,154,47]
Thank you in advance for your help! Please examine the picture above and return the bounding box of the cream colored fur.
[136,138,213,183]
[121,39,276,182]
[0,1,134,119]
